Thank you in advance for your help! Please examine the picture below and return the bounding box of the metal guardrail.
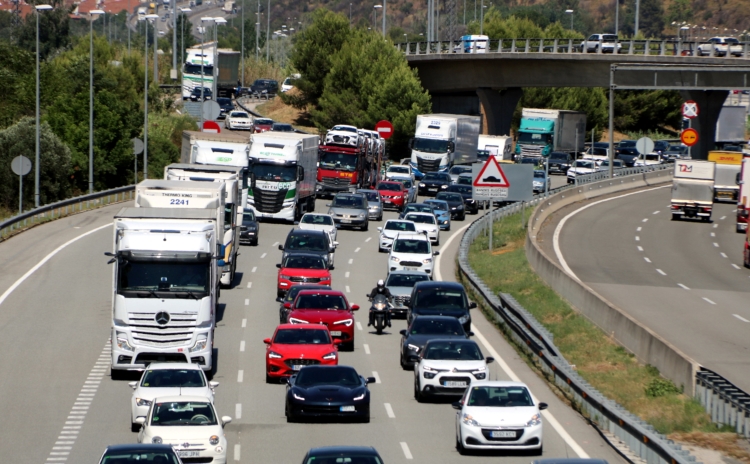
[696,368,750,438]
[0,186,135,242]
[574,164,673,185]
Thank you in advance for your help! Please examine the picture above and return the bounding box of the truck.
[708,151,742,202]
[477,134,513,162]
[409,114,481,174]
[715,106,746,147]
[247,132,319,221]
[736,157,750,233]
[216,49,241,98]
[134,179,238,287]
[670,160,716,222]
[222,0,235,12]
[514,108,586,159]
[182,45,215,99]
[109,207,219,376]
[180,130,250,181]
[317,127,375,196]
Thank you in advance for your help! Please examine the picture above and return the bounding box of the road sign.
[680,128,699,146]
[472,161,533,201]
[132,137,144,155]
[682,100,699,119]
[11,155,32,176]
[474,156,510,187]
[203,120,221,133]
[635,137,654,155]
[374,120,393,140]
[202,100,221,121]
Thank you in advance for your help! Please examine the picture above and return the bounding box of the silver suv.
[327,193,369,231]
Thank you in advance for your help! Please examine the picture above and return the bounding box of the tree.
[217,17,266,57]
[614,90,682,132]
[620,0,665,38]
[665,0,692,25]
[17,0,74,60]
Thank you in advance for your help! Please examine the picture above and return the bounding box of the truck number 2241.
[170,199,190,205]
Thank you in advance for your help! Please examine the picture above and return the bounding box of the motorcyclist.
[368,279,392,327]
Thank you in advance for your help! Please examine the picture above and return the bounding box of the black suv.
[189,87,212,101]
[418,172,452,196]
[216,97,233,119]
[547,152,573,174]
[250,79,279,95]
[407,281,476,333]
[279,229,334,269]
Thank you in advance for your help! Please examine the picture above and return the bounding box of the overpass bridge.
[403,38,750,159]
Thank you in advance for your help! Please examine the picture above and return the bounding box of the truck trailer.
[477,134,513,161]
[708,151,742,202]
[515,108,586,158]
[671,160,716,222]
[715,106,746,147]
[409,114,480,174]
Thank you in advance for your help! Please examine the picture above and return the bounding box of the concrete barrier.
[526,169,701,395]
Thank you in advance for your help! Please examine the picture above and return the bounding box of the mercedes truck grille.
[252,187,287,213]
[417,157,441,172]
[128,312,198,347]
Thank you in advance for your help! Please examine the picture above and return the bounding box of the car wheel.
[414,378,425,403]
[111,369,127,381]
[435,238,440,246]
[532,444,544,456]
[446,225,450,231]
[672,214,680,221]
[363,221,369,231]
[737,225,744,234]
[343,341,354,352]
[460,214,466,221]
[456,432,467,455]
[400,354,410,370]
[266,373,273,384]
[378,214,383,221]
[361,412,371,423]
[277,289,284,298]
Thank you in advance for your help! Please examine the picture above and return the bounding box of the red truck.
[737,157,750,233]
[316,135,381,197]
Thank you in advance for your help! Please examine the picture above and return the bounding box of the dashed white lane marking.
[356,322,362,331]
[713,243,720,247]
[637,226,642,232]
[703,297,717,305]
[721,216,727,220]
[733,314,750,323]
[400,442,413,460]
[384,403,395,418]
[73,226,80,229]
[644,257,651,263]
[247,282,252,288]
[242,319,247,328]
[713,224,719,228]
[635,236,640,241]
[656,269,666,276]
[244,299,249,306]
[732,264,741,270]
[240,341,245,352]
[235,404,242,419]
[711,232,716,237]
[234,444,241,461]
[355,247,361,253]
[721,252,728,258]
[363,344,370,354]
[348,259,353,264]
[345,271,350,278]
[251,267,257,273]
[733,209,737,213]
[653,210,660,215]
[345,286,350,293]
[372,371,381,383]
[365,237,372,242]
[678,283,690,290]
[637,246,643,251]
[642,218,648,222]
[237,370,244,382]
[261,253,267,259]
[272,242,279,247]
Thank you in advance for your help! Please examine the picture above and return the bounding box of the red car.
[286,290,359,351]
[253,117,274,133]
[263,323,340,383]
[276,253,332,298]
[376,181,408,211]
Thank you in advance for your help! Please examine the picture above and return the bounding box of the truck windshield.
[183,63,213,75]
[412,138,450,154]
[118,260,210,296]
[517,132,551,145]
[250,163,297,182]
[319,152,357,171]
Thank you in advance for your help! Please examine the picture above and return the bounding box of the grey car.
[396,178,418,203]
[385,270,431,317]
[327,193,370,231]
[356,189,383,221]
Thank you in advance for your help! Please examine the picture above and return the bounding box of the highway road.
[0,175,621,463]
[547,186,750,392]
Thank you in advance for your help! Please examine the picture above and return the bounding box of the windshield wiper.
[170,287,203,299]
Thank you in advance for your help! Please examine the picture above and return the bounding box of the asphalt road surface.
[548,185,750,392]
[0,188,620,463]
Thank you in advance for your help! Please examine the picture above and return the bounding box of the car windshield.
[405,214,436,224]
[377,183,402,191]
[448,185,472,194]
[254,118,273,125]
[249,163,296,182]
[413,287,467,310]
[332,195,366,208]
[409,318,464,335]
[398,179,414,188]
[601,161,622,167]
[295,293,348,310]
[436,192,463,202]
[331,125,357,133]
[216,98,231,105]
[404,204,433,214]
[424,340,483,360]
[101,451,180,464]
[284,285,330,304]
[392,239,430,254]
[412,138,450,154]
[423,173,451,182]
[151,401,217,425]
[533,171,546,178]
[319,151,357,171]
[272,124,293,131]
[467,386,534,407]
[359,191,380,201]
[388,166,410,173]
[300,215,334,226]
[725,37,740,44]
[424,200,449,212]
[304,455,382,464]
[230,112,249,118]
[274,328,331,344]
[283,255,326,269]
[618,140,636,148]
[573,161,594,169]
[294,367,360,387]
[449,166,471,175]
[457,176,472,185]
[519,157,540,164]
[242,211,256,223]
[645,154,660,161]
[384,221,416,232]
[590,148,607,156]
[140,369,206,388]
[285,234,329,252]
[386,273,430,287]
[549,153,568,160]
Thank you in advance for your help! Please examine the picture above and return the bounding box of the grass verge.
[463,208,750,456]
[255,97,318,134]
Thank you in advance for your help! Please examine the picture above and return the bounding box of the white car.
[454,381,547,455]
[325,124,360,147]
[224,110,253,131]
[385,164,414,182]
[137,396,231,464]
[377,219,417,252]
[566,159,598,184]
[697,37,743,57]
[281,73,300,92]
[579,33,621,53]
[403,212,440,245]
[388,232,438,277]
[634,152,663,167]
[129,363,218,431]
[413,339,493,401]
[298,213,337,244]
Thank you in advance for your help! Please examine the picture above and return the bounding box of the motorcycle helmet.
[377,279,384,288]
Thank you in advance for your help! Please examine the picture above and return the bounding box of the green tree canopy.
[520,87,608,137]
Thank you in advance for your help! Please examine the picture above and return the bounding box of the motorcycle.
[368,293,391,335]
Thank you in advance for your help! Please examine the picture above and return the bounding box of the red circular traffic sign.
[682,100,699,119]
[680,128,699,146]
[374,120,394,140]
[203,120,221,133]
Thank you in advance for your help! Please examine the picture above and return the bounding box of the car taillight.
[670,205,679,210]
[703,207,711,212]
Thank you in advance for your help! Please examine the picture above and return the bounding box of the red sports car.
[263,323,340,383]
[286,290,359,351]
[253,117,274,133]
[277,253,332,298]
[376,181,408,211]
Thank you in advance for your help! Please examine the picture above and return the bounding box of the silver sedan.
[356,189,383,221]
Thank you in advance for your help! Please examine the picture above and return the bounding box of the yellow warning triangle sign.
[473,157,511,187]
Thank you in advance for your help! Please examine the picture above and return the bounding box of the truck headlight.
[116,334,134,352]
[190,336,208,353]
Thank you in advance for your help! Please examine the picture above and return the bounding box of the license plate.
[292,364,303,371]
[340,219,351,223]
[404,267,419,271]
[444,381,467,387]
[490,431,516,438]
[330,331,342,336]
[340,405,355,412]
[428,188,438,191]
[178,451,200,458]
[384,200,391,203]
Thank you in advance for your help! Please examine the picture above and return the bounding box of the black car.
[399,315,470,369]
[616,148,639,167]
[435,191,466,220]
[653,140,669,156]
[617,139,637,151]
[301,446,384,464]
[664,145,688,160]
[189,86,212,101]
[239,209,259,246]
[98,444,180,464]
[285,365,375,423]
[446,184,478,214]
[250,78,279,95]
[407,281,476,333]
[272,123,294,132]
[216,97,233,119]
[399,202,436,220]
[276,284,332,323]
[418,172,452,196]
[279,229,334,269]
[547,151,573,174]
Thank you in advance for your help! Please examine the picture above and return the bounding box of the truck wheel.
[671,214,680,221]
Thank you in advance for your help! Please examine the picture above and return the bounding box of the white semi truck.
[671,160,716,222]
[109,207,219,376]
[134,179,238,287]
[409,114,481,174]
[247,132,319,222]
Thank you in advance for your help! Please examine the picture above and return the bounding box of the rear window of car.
[385,221,416,231]
[254,118,273,125]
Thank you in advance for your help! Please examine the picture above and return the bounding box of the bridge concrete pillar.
[476,87,523,136]
[679,90,728,160]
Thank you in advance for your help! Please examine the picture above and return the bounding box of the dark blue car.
[286,365,375,423]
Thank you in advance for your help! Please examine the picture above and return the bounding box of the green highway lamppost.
[373,4,381,31]
[143,14,159,180]
[172,0,177,81]
[199,16,215,128]
[180,8,191,71]
[382,0,386,37]
[565,9,573,31]
[212,17,228,97]
[480,1,486,35]
[34,4,52,208]
[89,9,105,195]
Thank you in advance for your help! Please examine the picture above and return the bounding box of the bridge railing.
[574,163,673,186]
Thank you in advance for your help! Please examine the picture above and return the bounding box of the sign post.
[11,155,32,214]
[132,137,144,184]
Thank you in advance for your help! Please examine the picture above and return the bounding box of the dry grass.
[255,96,318,133]
[671,432,750,464]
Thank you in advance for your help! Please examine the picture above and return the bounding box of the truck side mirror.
[297,165,304,181]
[447,141,455,153]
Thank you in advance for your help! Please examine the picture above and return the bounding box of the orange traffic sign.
[680,128,699,147]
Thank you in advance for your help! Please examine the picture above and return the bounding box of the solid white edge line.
[733,314,750,323]
[552,185,669,282]
[372,371,381,383]
[436,217,590,459]
[0,223,111,307]
[399,442,413,460]
[356,321,362,331]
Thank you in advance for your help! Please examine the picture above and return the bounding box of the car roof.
[385,219,415,224]
[282,251,328,259]
[387,269,430,276]
[411,315,463,323]
[105,444,176,453]
[395,232,429,241]
[404,212,435,218]
[356,189,378,193]
[306,446,380,456]
[414,280,464,290]
[466,379,529,388]
[143,362,203,370]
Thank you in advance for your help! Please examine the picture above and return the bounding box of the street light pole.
[266,0,270,62]
[479,0,484,35]
[200,17,213,128]
[382,0,385,37]
[143,14,158,180]
[34,4,52,208]
[565,9,573,31]
[212,18,227,98]
[349,2,352,25]
[89,9,105,195]
[153,3,158,82]
[172,0,177,80]
[241,0,244,87]
[180,8,192,72]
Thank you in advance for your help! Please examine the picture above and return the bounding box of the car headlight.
[462,413,481,427]
[190,336,208,353]
[359,213,366,218]
[422,258,432,264]
[333,318,353,326]
[430,229,437,233]
[209,435,220,445]
[116,335,134,352]
[419,183,425,187]
[473,372,486,380]
[152,436,163,444]
[323,351,337,360]
[407,344,420,352]
[441,184,448,189]
[288,317,309,324]
[390,256,400,262]
[280,274,291,279]
[293,392,305,401]
[353,393,366,401]
[458,314,469,324]
[525,413,542,426]
[423,371,437,379]
[451,206,457,210]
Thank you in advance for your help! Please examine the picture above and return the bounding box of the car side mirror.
[433,251,440,256]
[209,381,220,388]
[469,302,477,309]
[333,241,339,247]
[221,416,232,426]
[468,331,475,337]
[329,248,336,254]
[135,416,146,425]
[278,244,284,250]
[263,338,271,344]
[377,227,382,232]
[399,329,407,336]
[329,265,335,270]
[451,402,462,410]
[293,221,299,225]
[284,303,292,309]
[128,381,137,390]
[486,357,495,364]
[326,203,332,207]
[538,402,548,411]
[276,263,281,268]
[351,305,360,311]
[366,377,377,384]
[275,297,282,302]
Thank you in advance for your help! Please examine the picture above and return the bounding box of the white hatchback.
[388,233,438,277]
[413,339,493,401]
[377,219,417,252]
[403,212,440,245]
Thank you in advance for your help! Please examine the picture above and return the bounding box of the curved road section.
[548,186,750,392]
